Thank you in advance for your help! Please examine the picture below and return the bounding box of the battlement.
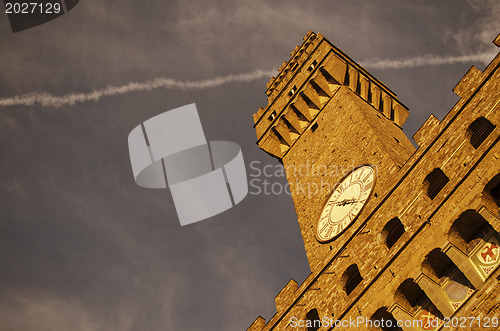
[246,316,265,331]
[410,33,500,153]
[264,31,319,100]
[253,32,410,160]
[274,279,298,313]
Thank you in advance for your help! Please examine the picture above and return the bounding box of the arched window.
[305,309,321,331]
[422,249,456,283]
[484,174,500,208]
[382,218,405,249]
[466,117,495,148]
[423,168,449,199]
[394,279,427,312]
[369,307,402,331]
[448,210,493,254]
[342,264,363,295]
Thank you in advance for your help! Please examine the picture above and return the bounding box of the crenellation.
[275,279,299,313]
[413,114,440,148]
[246,316,265,331]
[453,66,483,99]
[265,32,321,102]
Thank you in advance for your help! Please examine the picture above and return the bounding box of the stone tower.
[248,32,500,330]
[254,31,416,272]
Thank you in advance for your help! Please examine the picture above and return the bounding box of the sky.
[0,1,499,330]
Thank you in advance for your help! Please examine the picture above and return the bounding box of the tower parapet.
[253,31,410,160]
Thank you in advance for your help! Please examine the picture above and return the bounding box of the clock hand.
[336,198,356,206]
[335,199,348,206]
[353,198,367,204]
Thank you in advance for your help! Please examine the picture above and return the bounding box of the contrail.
[0,69,276,108]
[360,51,497,70]
[0,51,497,108]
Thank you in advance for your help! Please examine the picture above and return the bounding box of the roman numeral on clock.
[362,171,372,182]
[321,225,333,238]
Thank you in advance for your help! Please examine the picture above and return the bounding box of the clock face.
[315,166,376,243]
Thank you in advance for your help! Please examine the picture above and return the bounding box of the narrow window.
[423,168,449,199]
[467,117,495,148]
[268,110,277,121]
[343,264,363,295]
[311,123,319,132]
[382,218,405,249]
[288,85,297,97]
[308,60,317,71]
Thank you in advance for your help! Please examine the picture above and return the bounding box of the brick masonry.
[247,32,500,330]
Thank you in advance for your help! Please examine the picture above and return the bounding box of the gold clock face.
[315,166,376,243]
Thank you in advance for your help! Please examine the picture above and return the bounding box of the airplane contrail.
[0,69,276,108]
[360,51,497,70]
[0,51,496,108]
